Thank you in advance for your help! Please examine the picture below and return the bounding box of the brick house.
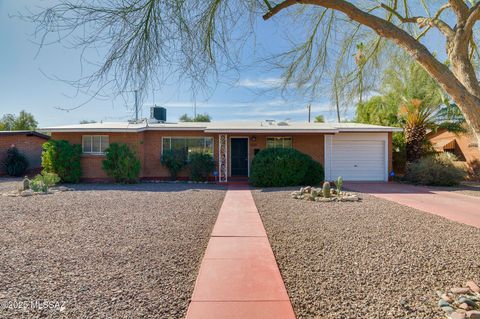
[0,131,50,175]
[42,119,401,182]
[427,128,480,178]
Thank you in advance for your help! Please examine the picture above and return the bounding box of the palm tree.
[383,55,465,162]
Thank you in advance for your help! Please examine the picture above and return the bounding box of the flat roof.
[40,121,402,133]
[0,130,50,139]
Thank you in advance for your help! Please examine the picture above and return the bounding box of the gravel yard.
[253,188,480,319]
[0,180,225,318]
[428,182,480,198]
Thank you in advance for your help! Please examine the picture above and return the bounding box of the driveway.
[345,182,480,228]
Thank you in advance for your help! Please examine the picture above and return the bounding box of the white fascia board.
[40,127,206,133]
[337,128,403,133]
[204,129,340,134]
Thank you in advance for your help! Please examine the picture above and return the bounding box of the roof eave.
[204,129,340,134]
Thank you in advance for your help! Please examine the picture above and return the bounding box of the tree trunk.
[265,0,480,149]
[404,124,426,162]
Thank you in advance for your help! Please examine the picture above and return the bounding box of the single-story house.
[0,130,50,175]
[41,117,401,182]
[427,128,480,177]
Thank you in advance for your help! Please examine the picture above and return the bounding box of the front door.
[231,138,248,176]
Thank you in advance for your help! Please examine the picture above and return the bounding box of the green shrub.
[42,140,82,183]
[189,152,215,182]
[404,153,467,186]
[30,171,60,192]
[3,146,28,177]
[467,159,480,181]
[250,148,324,187]
[303,158,325,186]
[161,149,188,180]
[102,143,141,183]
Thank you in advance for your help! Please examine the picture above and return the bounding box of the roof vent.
[265,120,276,125]
[277,121,289,126]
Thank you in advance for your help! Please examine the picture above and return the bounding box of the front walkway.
[346,182,480,228]
[186,185,296,319]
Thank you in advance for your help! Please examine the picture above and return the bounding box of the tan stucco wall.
[428,130,480,164]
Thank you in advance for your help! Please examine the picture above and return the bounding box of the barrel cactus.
[322,181,331,198]
[22,176,30,191]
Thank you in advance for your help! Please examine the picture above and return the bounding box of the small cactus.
[22,176,30,191]
[322,181,331,198]
[336,176,343,195]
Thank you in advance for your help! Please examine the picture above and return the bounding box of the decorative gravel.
[0,177,20,192]
[253,188,480,319]
[0,181,225,318]
[427,183,480,198]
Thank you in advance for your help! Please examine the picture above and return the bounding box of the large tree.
[26,1,480,145]
[357,54,466,162]
[179,113,212,122]
[0,111,38,131]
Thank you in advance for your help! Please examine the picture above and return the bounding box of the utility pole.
[307,104,311,123]
[134,90,138,122]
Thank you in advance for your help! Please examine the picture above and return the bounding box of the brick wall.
[0,134,48,175]
[51,130,219,180]
[50,131,394,181]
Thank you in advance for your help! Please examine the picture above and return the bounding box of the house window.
[266,137,292,148]
[162,137,214,156]
[82,135,109,154]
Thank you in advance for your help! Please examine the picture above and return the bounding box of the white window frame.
[161,136,214,156]
[266,136,293,149]
[82,135,109,155]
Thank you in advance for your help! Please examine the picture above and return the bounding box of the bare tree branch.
[448,0,469,23]
[465,2,480,33]
[380,3,454,39]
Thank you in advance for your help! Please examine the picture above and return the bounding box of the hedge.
[250,148,324,187]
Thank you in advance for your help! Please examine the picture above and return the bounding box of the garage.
[324,133,388,182]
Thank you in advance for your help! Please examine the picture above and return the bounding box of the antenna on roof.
[134,90,139,122]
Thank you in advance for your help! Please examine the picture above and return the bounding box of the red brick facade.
[50,130,392,181]
[0,132,50,176]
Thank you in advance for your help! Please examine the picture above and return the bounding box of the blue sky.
[0,0,446,126]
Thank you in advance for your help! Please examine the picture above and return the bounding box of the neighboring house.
[41,119,401,182]
[0,131,50,175]
[427,128,480,172]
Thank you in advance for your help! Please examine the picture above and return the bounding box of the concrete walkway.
[346,182,480,228]
[186,185,296,319]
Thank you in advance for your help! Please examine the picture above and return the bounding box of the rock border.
[291,186,361,202]
[437,281,480,319]
[1,186,74,197]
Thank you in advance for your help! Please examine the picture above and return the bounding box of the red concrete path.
[186,185,296,319]
[346,182,480,228]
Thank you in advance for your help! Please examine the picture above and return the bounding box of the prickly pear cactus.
[336,176,343,195]
[322,182,331,198]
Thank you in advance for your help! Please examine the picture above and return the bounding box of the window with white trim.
[162,137,214,156]
[266,137,292,148]
[82,135,109,154]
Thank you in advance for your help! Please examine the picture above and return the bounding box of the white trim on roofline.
[39,127,206,133]
[203,129,339,133]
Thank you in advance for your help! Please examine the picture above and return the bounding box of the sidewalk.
[186,185,296,319]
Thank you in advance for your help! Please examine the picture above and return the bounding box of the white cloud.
[234,102,332,117]
[158,99,289,109]
[236,77,288,89]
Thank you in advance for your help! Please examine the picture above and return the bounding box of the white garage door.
[330,139,386,181]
